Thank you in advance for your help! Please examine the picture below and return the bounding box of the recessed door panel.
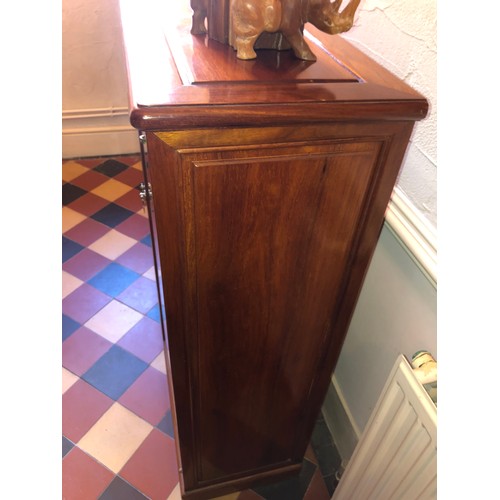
[188,143,380,483]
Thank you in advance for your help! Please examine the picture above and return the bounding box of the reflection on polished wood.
[120,1,428,498]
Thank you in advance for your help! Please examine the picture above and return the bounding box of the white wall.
[341,224,435,415]
[344,0,437,227]
[62,0,138,157]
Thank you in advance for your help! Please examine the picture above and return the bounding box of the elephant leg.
[285,29,316,61]
[191,11,207,35]
[234,34,260,60]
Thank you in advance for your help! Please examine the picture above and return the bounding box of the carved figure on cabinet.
[191,0,209,34]
[229,0,362,61]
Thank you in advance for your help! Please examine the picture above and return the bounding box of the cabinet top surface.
[120,0,428,130]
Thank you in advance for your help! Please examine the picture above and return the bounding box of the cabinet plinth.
[120,1,428,498]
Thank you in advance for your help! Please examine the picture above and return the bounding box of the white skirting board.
[332,355,437,500]
[62,107,140,158]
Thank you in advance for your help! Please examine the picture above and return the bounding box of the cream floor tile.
[84,299,143,343]
[62,271,83,299]
[62,367,79,394]
[167,483,182,500]
[151,351,167,374]
[143,266,156,281]
[77,402,153,474]
[131,160,143,171]
[62,207,87,233]
[91,178,132,202]
[88,229,136,260]
[62,161,88,182]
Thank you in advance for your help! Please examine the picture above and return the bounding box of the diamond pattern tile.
[77,402,153,474]
[94,158,129,177]
[63,218,110,247]
[81,344,148,401]
[62,156,339,500]
[62,236,84,263]
[90,203,135,228]
[84,299,143,343]
[87,262,141,298]
[117,316,164,364]
[62,378,114,443]
[62,271,83,299]
[62,248,112,282]
[88,228,137,260]
[62,283,112,324]
[119,428,178,500]
[62,447,115,500]
[62,183,87,205]
[118,366,170,426]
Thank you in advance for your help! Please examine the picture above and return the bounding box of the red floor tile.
[62,283,112,324]
[63,326,113,376]
[63,249,112,282]
[303,467,331,500]
[67,192,111,217]
[115,155,142,167]
[64,218,111,247]
[63,379,114,443]
[117,276,158,315]
[70,169,109,191]
[114,166,144,187]
[119,367,170,426]
[114,189,144,213]
[115,242,154,275]
[119,428,179,500]
[115,213,151,240]
[63,447,115,500]
[117,316,164,364]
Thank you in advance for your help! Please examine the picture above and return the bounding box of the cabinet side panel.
[145,132,198,491]
[191,144,381,483]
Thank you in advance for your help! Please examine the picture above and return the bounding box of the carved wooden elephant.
[229,0,361,61]
[191,0,209,35]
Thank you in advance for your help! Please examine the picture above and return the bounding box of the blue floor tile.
[157,410,174,438]
[146,304,160,323]
[87,263,140,298]
[63,183,87,205]
[94,159,129,178]
[90,203,134,228]
[62,436,74,458]
[63,314,81,341]
[81,345,149,400]
[99,477,149,500]
[63,236,84,263]
[141,234,152,247]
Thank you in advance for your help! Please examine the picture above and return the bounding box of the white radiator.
[332,355,437,500]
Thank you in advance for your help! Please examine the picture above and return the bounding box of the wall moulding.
[385,186,437,287]
[62,107,139,158]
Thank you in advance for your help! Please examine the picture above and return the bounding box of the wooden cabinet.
[120,1,428,498]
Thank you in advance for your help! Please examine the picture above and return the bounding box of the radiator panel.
[333,355,437,500]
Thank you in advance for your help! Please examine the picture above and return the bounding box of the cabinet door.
[145,123,411,494]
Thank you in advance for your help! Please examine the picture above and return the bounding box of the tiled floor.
[62,156,341,500]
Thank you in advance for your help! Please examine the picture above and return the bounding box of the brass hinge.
[139,182,152,213]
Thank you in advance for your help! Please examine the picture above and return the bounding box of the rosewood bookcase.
[120,1,428,498]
